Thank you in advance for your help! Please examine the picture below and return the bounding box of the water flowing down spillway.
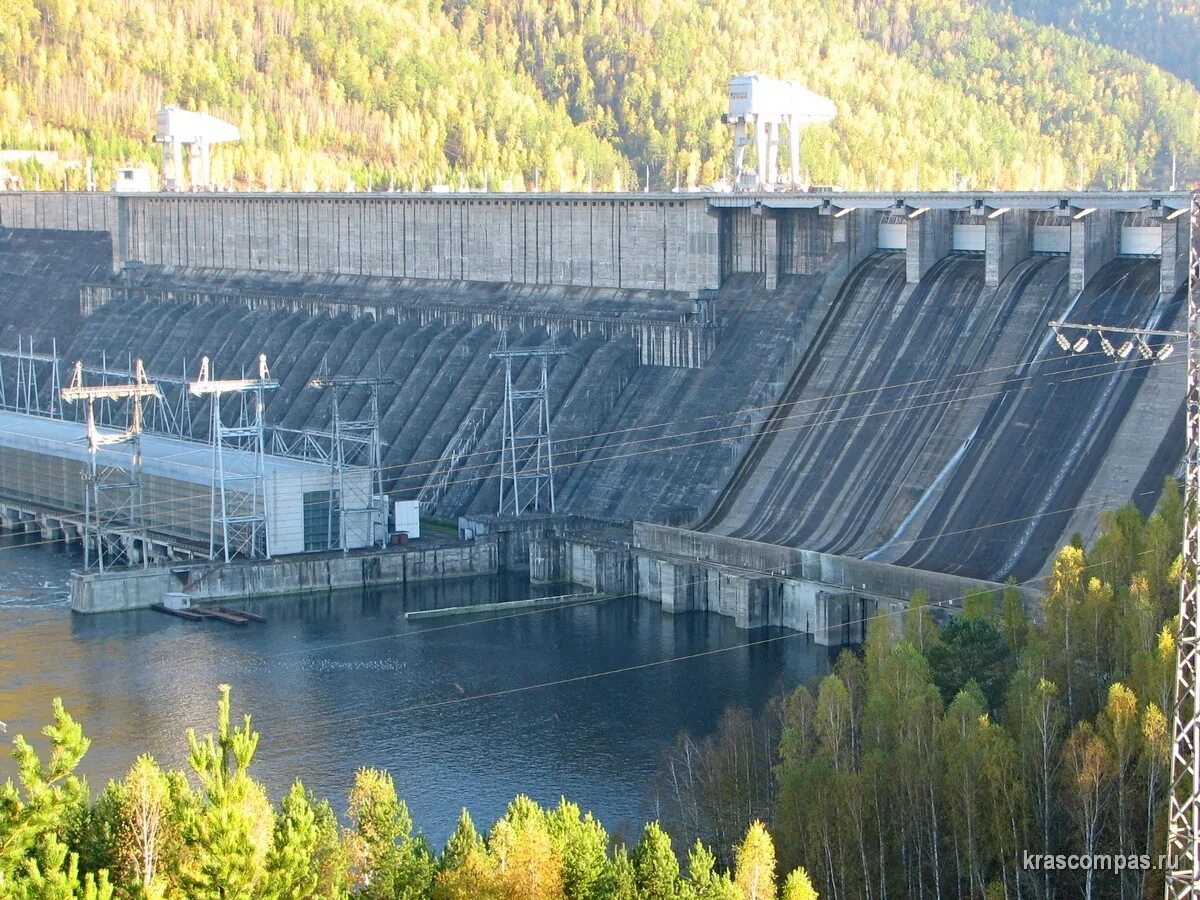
[894,258,1184,580]
[700,253,1184,581]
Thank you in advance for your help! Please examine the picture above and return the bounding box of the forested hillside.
[0,0,1197,192]
[996,0,1200,91]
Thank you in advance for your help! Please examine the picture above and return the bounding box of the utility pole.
[60,360,160,572]
[307,360,394,551]
[188,354,278,562]
[1048,192,1198,897]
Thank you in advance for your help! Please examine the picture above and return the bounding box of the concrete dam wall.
[0,189,1190,587]
[698,252,1185,582]
[10,259,830,527]
[0,227,113,346]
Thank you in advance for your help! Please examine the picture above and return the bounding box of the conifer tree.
[180,684,273,900]
[0,699,96,888]
[781,866,819,900]
[546,798,609,900]
[599,844,637,900]
[346,767,434,900]
[262,781,329,900]
[631,822,680,900]
[434,809,499,900]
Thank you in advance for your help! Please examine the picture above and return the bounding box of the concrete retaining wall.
[71,536,499,612]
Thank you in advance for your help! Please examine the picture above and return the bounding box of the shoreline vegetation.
[0,480,1184,898]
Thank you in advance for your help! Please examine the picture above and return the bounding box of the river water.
[0,532,827,844]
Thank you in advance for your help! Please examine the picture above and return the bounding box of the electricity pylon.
[308,359,394,551]
[490,333,565,516]
[188,354,278,562]
[1168,192,1200,898]
[60,359,160,572]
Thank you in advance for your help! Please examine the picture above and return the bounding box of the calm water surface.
[0,532,827,843]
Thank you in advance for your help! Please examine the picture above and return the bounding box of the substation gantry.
[188,354,278,562]
[307,360,394,551]
[60,360,160,572]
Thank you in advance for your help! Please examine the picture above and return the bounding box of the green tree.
[928,616,1011,710]
[546,799,608,900]
[262,780,344,900]
[781,866,819,900]
[603,845,639,900]
[904,589,940,654]
[490,796,563,900]
[631,821,680,900]
[1001,580,1027,653]
[113,754,175,900]
[180,684,274,900]
[0,699,95,887]
[434,809,499,900]
[345,767,434,899]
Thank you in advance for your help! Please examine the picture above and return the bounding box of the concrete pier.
[1161,213,1191,297]
[526,521,1027,645]
[1070,206,1118,292]
[906,208,953,284]
[985,207,1032,286]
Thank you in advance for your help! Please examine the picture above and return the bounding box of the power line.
[0,352,1182,556]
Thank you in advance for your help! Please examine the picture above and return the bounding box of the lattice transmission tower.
[308,359,393,551]
[188,354,278,562]
[60,360,160,573]
[1167,192,1200,898]
[491,333,565,516]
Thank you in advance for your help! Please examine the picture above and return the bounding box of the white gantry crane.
[155,106,240,191]
[723,74,836,191]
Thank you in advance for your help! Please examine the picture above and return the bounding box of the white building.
[0,410,380,557]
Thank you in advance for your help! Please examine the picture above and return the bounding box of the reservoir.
[0,532,827,843]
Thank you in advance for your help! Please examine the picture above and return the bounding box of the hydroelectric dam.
[0,189,1189,636]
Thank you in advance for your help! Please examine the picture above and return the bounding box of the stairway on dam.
[698,253,1185,582]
